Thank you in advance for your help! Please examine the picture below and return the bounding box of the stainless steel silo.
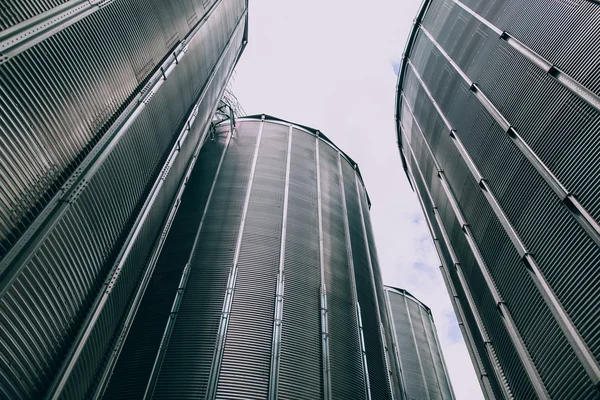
[396,0,600,398]
[385,286,456,400]
[102,115,403,399]
[0,1,248,398]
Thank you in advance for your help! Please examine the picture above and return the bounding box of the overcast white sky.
[231,1,483,398]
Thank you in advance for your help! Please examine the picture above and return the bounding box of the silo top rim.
[384,285,433,315]
[229,114,372,208]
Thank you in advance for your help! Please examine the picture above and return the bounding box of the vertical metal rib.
[401,58,600,386]
[205,115,265,400]
[337,152,372,400]
[416,24,600,249]
[143,128,233,400]
[384,289,407,400]
[404,296,431,400]
[0,0,114,64]
[93,96,231,398]
[427,310,457,400]
[0,0,238,285]
[399,124,540,398]
[450,0,600,114]
[267,125,293,400]
[42,36,241,395]
[406,158,508,400]
[418,307,448,399]
[315,134,332,400]
[354,172,395,400]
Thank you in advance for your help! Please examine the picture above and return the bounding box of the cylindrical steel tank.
[396,1,600,399]
[384,286,456,400]
[0,0,248,398]
[103,115,403,399]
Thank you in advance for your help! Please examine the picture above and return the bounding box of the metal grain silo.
[0,0,248,398]
[396,0,600,399]
[102,115,403,399]
[384,286,455,400]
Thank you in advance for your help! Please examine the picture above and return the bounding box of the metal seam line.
[401,60,600,385]
[337,152,372,400]
[315,134,332,400]
[42,20,245,394]
[427,308,457,400]
[436,265,496,400]
[92,104,228,399]
[205,114,265,400]
[267,125,292,400]
[417,24,600,248]
[354,171,396,400]
[356,302,373,400]
[0,0,114,64]
[142,126,234,400]
[405,164,492,392]
[408,151,510,400]
[41,14,246,398]
[400,125,543,398]
[0,0,241,287]
[418,305,447,399]
[433,208,513,400]
[450,0,600,114]
[404,295,431,400]
[384,289,408,400]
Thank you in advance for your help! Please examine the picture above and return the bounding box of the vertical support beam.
[205,115,265,399]
[354,172,396,400]
[315,134,332,400]
[405,298,431,400]
[404,149,506,400]
[338,152,372,400]
[401,120,542,397]
[418,306,449,399]
[143,127,233,399]
[426,308,457,400]
[267,126,293,399]
[403,54,600,387]
[384,289,408,400]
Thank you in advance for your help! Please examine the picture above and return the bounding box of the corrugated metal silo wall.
[385,287,455,400]
[397,0,600,399]
[0,0,247,398]
[103,117,402,399]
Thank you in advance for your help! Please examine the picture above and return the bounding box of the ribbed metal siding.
[278,126,323,399]
[0,0,217,256]
[151,120,259,400]
[215,122,287,399]
[101,124,231,399]
[0,0,71,30]
[101,117,400,399]
[386,288,455,400]
[0,0,247,398]
[341,162,393,400]
[319,142,366,399]
[398,1,600,398]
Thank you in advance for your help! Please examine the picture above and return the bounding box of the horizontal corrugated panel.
[101,126,229,400]
[341,161,392,400]
[278,128,323,400]
[458,0,600,95]
[0,0,71,30]
[319,143,366,400]
[406,150,508,399]
[389,292,428,400]
[216,123,287,399]
[151,119,257,400]
[401,9,600,397]
[0,1,247,397]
